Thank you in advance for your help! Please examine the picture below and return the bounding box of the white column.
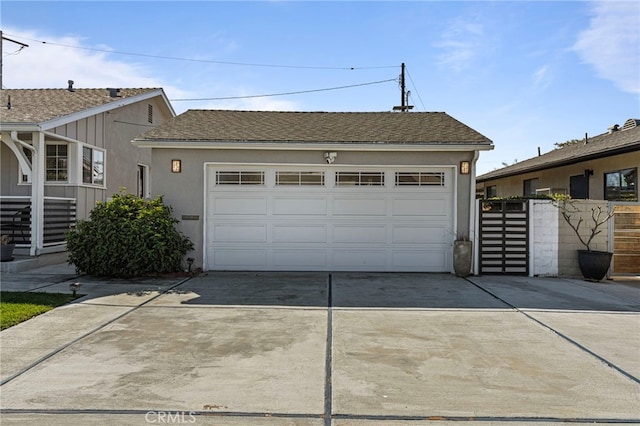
[31,132,45,256]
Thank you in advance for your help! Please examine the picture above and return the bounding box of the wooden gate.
[612,204,640,275]
[479,200,529,275]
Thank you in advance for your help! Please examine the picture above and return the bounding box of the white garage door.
[205,166,454,272]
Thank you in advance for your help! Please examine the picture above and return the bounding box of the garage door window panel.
[336,171,384,186]
[216,171,265,186]
[395,172,445,186]
[276,171,325,186]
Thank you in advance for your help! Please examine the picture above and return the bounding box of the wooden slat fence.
[612,204,640,275]
[0,197,76,246]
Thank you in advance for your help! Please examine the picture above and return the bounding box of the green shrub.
[66,193,193,277]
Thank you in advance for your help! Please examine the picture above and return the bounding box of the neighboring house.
[476,118,640,201]
[133,110,493,272]
[1,86,175,256]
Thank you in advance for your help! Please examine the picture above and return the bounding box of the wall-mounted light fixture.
[460,161,470,175]
[171,159,182,173]
[324,152,337,164]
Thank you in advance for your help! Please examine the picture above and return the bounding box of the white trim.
[81,145,106,187]
[43,131,84,145]
[42,90,171,131]
[133,140,494,152]
[5,131,34,182]
[137,163,150,198]
[202,162,457,271]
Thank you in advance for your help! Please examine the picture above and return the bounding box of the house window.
[216,171,264,185]
[137,164,148,198]
[569,175,589,199]
[46,144,68,182]
[523,178,538,197]
[336,171,384,186]
[276,171,324,186]
[486,185,497,198]
[395,172,444,186]
[605,168,637,201]
[82,147,105,185]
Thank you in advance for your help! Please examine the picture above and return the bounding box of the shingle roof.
[0,88,161,125]
[477,123,640,182]
[134,109,493,145]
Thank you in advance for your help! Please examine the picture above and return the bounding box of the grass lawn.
[0,292,79,330]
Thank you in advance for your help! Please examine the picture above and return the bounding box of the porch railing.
[0,196,76,246]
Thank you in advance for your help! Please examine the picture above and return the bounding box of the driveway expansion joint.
[465,277,640,386]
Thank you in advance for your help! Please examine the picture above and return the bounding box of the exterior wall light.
[460,161,470,175]
[171,159,182,173]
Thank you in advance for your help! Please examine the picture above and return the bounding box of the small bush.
[66,193,193,277]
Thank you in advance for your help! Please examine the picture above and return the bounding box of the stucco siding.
[531,200,559,276]
[478,151,639,200]
[150,148,477,269]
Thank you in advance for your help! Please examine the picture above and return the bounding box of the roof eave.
[1,89,172,130]
[132,139,495,151]
[0,123,43,132]
[477,143,639,182]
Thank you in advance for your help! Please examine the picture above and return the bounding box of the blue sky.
[1,1,638,174]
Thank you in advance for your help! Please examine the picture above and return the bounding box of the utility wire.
[5,33,397,71]
[405,66,426,111]
[170,78,398,101]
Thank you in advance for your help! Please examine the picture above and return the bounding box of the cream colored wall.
[149,148,477,269]
[478,151,639,199]
[556,199,611,277]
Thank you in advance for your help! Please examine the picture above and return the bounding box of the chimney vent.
[107,88,121,98]
[67,80,75,92]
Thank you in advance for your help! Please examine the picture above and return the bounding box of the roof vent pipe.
[584,132,588,145]
[67,80,75,92]
[108,88,120,98]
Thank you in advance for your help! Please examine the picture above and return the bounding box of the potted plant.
[553,196,615,281]
[453,234,473,277]
[1,235,16,262]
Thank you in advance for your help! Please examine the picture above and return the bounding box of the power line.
[1,31,29,89]
[405,66,426,111]
[170,78,398,101]
[4,33,397,71]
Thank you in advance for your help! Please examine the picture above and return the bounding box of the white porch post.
[31,131,45,256]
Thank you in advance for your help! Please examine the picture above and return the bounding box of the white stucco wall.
[149,148,479,270]
[530,199,558,277]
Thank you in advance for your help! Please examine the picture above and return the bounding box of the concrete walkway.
[1,267,639,425]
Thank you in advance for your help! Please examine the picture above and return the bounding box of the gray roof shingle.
[477,124,640,182]
[134,109,493,145]
[0,88,161,125]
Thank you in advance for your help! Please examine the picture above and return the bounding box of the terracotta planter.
[577,250,612,282]
[453,240,473,277]
[1,244,16,262]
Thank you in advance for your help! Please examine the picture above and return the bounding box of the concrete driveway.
[1,271,639,425]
